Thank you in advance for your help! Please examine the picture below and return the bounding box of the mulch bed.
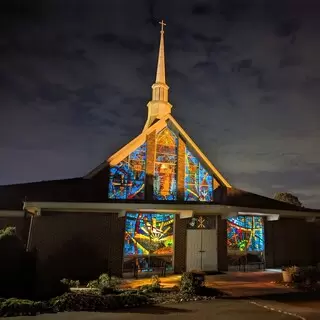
[272,280,320,292]
[147,287,225,304]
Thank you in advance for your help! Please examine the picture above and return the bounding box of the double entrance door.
[186,229,217,272]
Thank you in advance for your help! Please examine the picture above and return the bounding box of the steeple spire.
[156,20,166,84]
[143,20,172,131]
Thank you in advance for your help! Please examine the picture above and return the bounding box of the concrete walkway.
[121,271,297,298]
[121,271,320,319]
[206,271,297,297]
[6,300,300,320]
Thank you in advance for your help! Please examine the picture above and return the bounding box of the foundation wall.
[265,218,320,268]
[29,212,125,280]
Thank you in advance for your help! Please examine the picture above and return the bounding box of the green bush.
[87,273,121,294]
[180,272,205,296]
[300,266,319,284]
[0,298,51,317]
[0,292,149,316]
[139,275,161,293]
[0,226,37,299]
[34,277,70,301]
[61,279,80,288]
[50,292,149,312]
[180,272,196,295]
[0,227,16,240]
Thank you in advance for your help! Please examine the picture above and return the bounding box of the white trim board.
[22,201,320,220]
[0,210,25,218]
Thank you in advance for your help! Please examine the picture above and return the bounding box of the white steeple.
[143,20,172,131]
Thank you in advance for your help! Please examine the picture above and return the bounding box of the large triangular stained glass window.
[185,148,213,202]
[108,143,146,200]
[154,128,178,200]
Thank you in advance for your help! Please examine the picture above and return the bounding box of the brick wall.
[174,215,188,273]
[217,216,228,271]
[265,218,319,267]
[29,212,125,280]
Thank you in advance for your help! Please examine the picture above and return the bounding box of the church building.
[1,22,320,280]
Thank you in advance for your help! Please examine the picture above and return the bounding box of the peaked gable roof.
[86,114,232,188]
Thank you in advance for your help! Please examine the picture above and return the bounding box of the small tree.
[274,192,302,207]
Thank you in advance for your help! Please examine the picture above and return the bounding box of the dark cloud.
[274,18,301,38]
[0,0,320,208]
[94,33,155,54]
[218,0,253,21]
[279,55,302,68]
[232,59,253,72]
[192,34,223,43]
[260,95,276,104]
[192,3,213,15]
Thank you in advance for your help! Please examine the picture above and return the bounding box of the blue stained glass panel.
[227,216,265,252]
[184,148,213,202]
[154,128,178,200]
[108,143,146,200]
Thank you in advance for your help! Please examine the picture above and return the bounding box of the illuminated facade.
[15,20,317,282]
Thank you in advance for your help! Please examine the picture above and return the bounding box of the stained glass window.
[154,128,178,200]
[124,212,175,256]
[108,143,146,200]
[227,216,265,252]
[185,148,213,202]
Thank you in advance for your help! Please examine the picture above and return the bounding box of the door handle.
[199,250,205,253]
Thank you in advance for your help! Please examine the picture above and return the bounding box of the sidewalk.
[121,271,298,297]
[205,271,298,297]
[120,271,320,319]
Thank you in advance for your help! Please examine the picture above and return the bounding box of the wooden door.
[186,229,217,272]
[186,230,201,271]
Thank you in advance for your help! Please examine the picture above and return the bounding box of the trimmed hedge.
[0,298,51,317]
[50,292,149,312]
[0,227,37,299]
[0,292,150,317]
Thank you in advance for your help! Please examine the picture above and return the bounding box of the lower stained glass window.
[227,216,264,252]
[124,212,174,256]
[123,212,175,273]
[185,148,213,202]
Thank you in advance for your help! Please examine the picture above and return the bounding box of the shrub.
[0,226,16,240]
[0,226,37,299]
[139,275,162,293]
[180,272,196,296]
[49,292,149,312]
[86,273,121,294]
[180,272,205,296]
[61,279,80,288]
[0,298,51,317]
[300,266,319,284]
[34,277,70,301]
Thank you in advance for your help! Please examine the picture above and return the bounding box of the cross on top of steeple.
[159,20,166,33]
[143,19,172,131]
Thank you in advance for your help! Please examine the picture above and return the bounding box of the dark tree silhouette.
[274,192,302,207]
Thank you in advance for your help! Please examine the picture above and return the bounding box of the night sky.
[0,0,320,208]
